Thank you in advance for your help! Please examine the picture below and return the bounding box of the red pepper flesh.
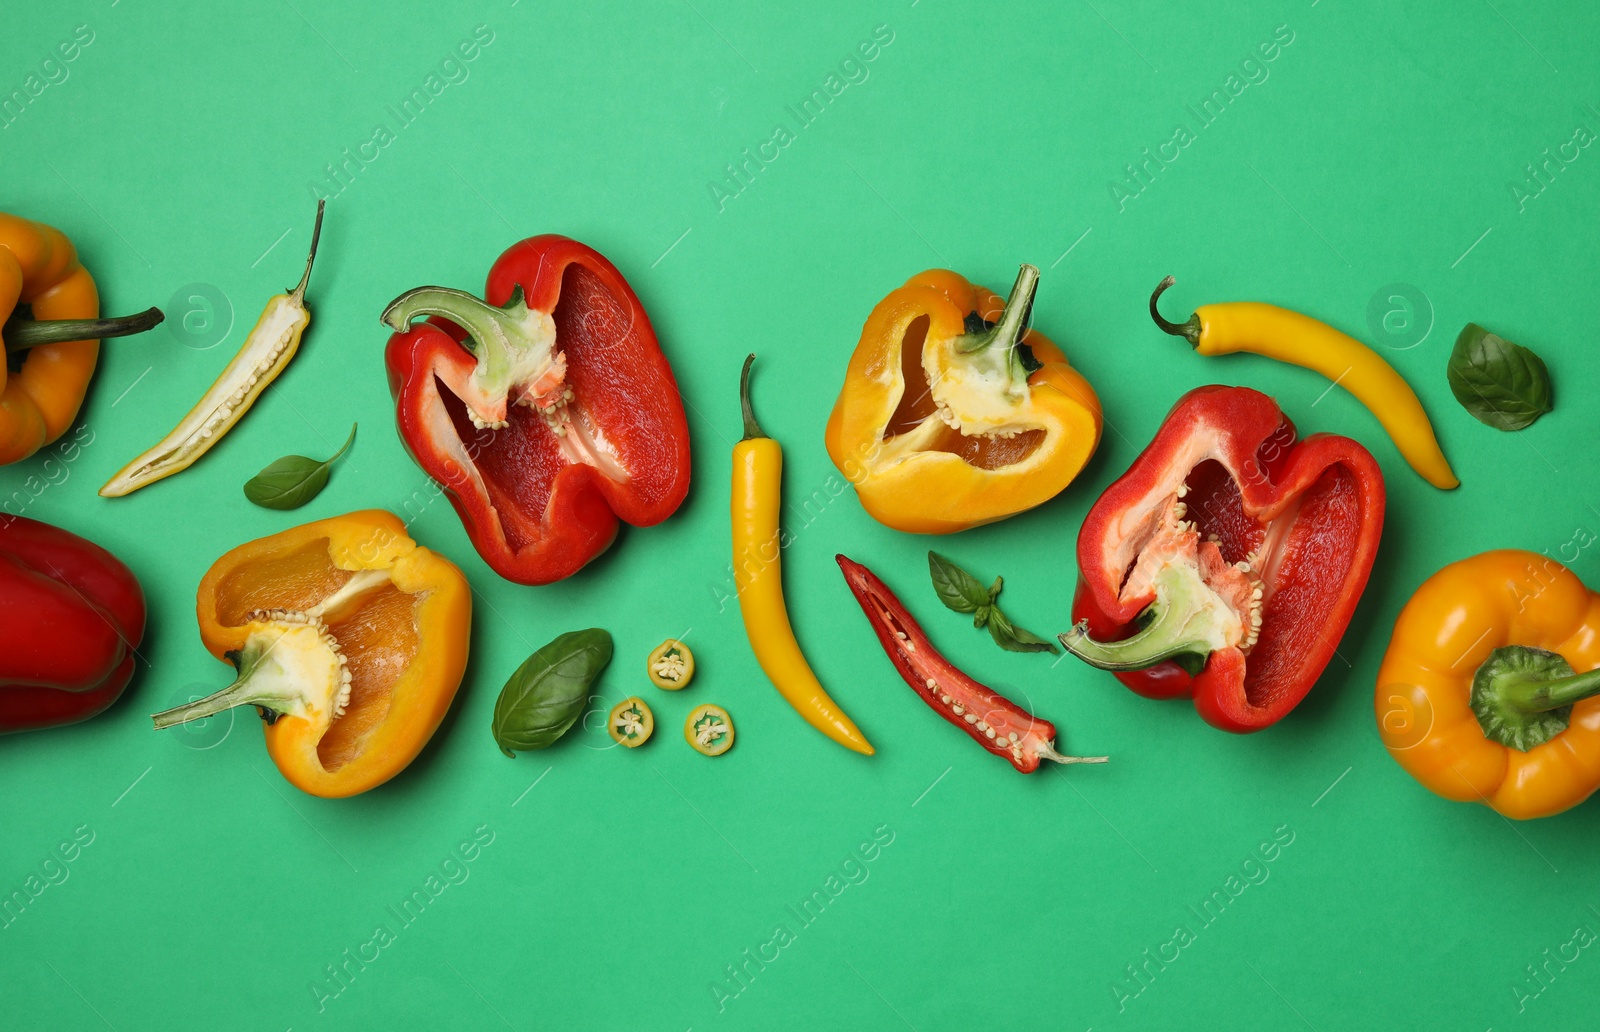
[385,235,690,585]
[1067,385,1384,732]
[837,554,1105,772]
[0,516,145,734]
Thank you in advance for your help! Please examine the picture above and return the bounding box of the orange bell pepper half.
[825,264,1101,533]
[1377,549,1600,819]
[151,510,471,798]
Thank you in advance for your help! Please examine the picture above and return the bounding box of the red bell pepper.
[1,516,146,734]
[383,235,691,585]
[1060,385,1384,732]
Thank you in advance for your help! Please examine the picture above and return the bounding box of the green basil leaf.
[244,424,356,510]
[492,628,613,756]
[929,551,992,614]
[986,606,1060,654]
[973,604,991,629]
[1447,323,1553,431]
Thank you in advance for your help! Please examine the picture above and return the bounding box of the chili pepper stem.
[3,306,165,353]
[1149,276,1202,347]
[1036,741,1109,765]
[739,353,766,441]
[290,199,326,303]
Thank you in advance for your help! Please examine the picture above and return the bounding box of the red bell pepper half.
[1,516,146,734]
[383,235,691,585]
[1061,385,1384,732]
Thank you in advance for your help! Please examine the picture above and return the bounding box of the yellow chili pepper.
[1376,549,1600,819]
[101,201,325,497]
[1150,276,1457,490]
[608,697,654,748]
[685,704,735,756]
[647,639,694,689]
[732,354,873,755]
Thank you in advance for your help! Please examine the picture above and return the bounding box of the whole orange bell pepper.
[150,510,471,798]
[1376,549,1600,819]
[825,264,1101,533]
[0,213,161,465]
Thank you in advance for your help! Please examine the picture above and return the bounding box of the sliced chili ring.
[648,639,695,689]
[608,697,654,748]
[685,704,734,756]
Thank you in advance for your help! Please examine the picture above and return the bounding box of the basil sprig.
[492,629,613,756]
[928,552,1057,654]
[1447,323,1552,431]
[243,424,356,509]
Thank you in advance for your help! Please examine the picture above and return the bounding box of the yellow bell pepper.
[1376,549,1600,819]
[826,265,1102,534]
[151,510,471,798]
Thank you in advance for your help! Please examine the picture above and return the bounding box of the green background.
[3,0,1598,1028]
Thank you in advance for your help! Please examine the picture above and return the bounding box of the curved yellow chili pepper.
[1151,276,1457,490]
[732,354,873,756]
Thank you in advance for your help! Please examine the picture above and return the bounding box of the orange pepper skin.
[825,269,1101,534]
[0,213,100,465]
[196,510,471,798]
[1376,550,1600,819]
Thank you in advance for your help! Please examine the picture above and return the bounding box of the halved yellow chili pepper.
[733,355,873,755]
[101,201,325,497]
[647,639,694,690]
[1376,549,1600,819]
[1151,276,1457,490]
[150,509,471,798]
[685,704,734,756]
[608,697,654,748]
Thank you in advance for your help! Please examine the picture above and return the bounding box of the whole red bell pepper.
[1,516,146,734]
[382,235,691,585]
[1060,385,1384,732]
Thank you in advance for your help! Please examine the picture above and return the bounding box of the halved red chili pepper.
[836,554,1105,773]
[1062,385,1385,732]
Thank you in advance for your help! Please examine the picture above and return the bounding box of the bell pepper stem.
[739,353,766,441]
[1059,564,1236,675]
[1504,667,1600,712]
[1150,275,1202,347]
[150,623,349,730]
[1470,645,1600,751]
[150,675,288,729]
[380,284,558,405]
[955,264,1039,357]
[3,306,165,353]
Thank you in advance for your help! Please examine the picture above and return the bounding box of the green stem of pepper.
[1149,275,1202,347]
[3,307,165,353]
